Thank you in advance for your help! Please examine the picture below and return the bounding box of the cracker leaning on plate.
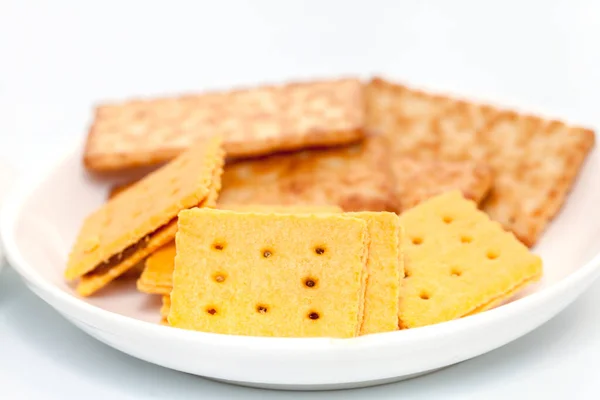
[366,77,595,245]
[84,78,365,171]
[65,135,225,296]
[398,191,543,328]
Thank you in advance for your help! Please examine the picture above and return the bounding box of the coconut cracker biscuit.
[348,212,403,335]
[168,209,369,338]
[397,191,542,329]
[218,135,397,212]
[65,136,225,296]
[366,77,595,246]
[136,205,343,296]
[84,78,365,171]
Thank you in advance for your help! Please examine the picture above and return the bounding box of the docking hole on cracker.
[262,249,273,258]
[303,277,318,288]
[256,305,269,314]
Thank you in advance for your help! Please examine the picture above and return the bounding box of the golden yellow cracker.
[84,78,365,171]
[65,135,225,296]
[392,156,493,212]
[169,209,369,338]
[348,212,403,335]
[367,77,595,246]
[398,191,542,329]
[218,135,397,212]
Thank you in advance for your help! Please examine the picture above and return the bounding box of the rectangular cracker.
[84,78,365,171]
[169,209,369,338]
[367,77,595,245]
[65,135,225,296]
[397,191,543,329]
[137,205,344,295]
[218,135,397,212]
[348,212,403,335]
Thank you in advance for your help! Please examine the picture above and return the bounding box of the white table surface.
[1,1,600,398]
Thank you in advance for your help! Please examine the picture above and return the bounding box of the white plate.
[1,139,600,391]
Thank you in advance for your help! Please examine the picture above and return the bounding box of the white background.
[1,0,599,398]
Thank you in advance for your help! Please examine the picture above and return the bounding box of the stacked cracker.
[65,76,594,337]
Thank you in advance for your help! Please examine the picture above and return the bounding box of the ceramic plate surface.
[1,139,600,391]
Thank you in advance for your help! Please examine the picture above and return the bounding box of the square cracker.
[65,135,225,296]
[168,208,369,338]
[366,77,595,245]
[397,191,542,329]
[136,205,343,295]
[84,78,365,171]
[218,135,397,212]
[348,212,403,335]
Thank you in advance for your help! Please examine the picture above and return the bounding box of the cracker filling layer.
[83,217,177,278]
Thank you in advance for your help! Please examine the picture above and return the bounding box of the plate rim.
[2,140,600,351]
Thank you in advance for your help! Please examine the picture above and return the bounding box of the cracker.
[367,77,595,245]
[168,209,369,338]
[137,205,343,295]
[84,78,365,171]
[398,191,543,329]
[65,135,225,296]
[218,135,397,212]
[348,212,403,335]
